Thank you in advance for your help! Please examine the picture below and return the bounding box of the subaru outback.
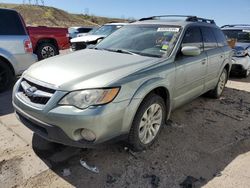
[13,15,232,151]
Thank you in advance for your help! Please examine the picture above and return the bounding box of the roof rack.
[221,24,250,28]
[139,15,215,24]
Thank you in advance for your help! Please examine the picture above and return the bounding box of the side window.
[0,11,26,35]
[213,29,228,47]
[201,27,218,50]
[182,27,203,50]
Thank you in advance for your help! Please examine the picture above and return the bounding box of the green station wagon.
[13,15,232,151]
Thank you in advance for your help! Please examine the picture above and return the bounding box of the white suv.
[222,25,250,77]
[70,23,127,51]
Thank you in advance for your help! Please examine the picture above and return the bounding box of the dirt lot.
[0,75,250,188]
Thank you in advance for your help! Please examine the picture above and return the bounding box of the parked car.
[68,26,95,39]
[76,27,99,38]
[0,8,37,92]
[70,23,127,51]
[221,25,250,77]
[13,15,232,151]
[27,26,70,60]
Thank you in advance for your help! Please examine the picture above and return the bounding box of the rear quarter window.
[0,10,26,35]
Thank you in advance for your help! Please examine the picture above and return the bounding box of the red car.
[27,26,70,60]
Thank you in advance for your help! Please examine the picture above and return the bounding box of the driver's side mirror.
[181,46,201,56]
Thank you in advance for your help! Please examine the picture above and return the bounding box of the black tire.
[0,61,14,92]
[36,42,59,60]
[128,93,166,151]
[242,69,250,78]
[207,69,228,99]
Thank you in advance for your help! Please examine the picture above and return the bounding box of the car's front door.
[173,26,207,108]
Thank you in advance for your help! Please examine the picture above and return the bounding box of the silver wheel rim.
[246,70,250,76]
[139,103,163,144]
[41,46,55,58]
[217,71,227,95]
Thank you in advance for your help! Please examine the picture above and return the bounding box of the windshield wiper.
[94,48,139,55]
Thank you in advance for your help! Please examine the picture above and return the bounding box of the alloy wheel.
[138,103,163,144]
[41,46,55,59]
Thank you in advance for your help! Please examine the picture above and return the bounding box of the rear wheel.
[0,61,14,92]
[36,43,59,60]
[128,94,166,151]
[207,69,228,98]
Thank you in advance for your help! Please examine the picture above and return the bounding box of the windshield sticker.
[157,28,180,32]
[161,44,169,50]
[243,30,250,33]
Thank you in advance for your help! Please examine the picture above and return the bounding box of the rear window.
[0,10,26,35]
[77,28,92,33]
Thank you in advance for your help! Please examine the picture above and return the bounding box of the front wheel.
[128,94,166,151]
[207,69,228,98]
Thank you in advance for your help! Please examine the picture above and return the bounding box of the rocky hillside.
[0,3,126,27]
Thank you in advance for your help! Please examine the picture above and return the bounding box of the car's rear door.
[173,26,207,108]
[201,26,225,91]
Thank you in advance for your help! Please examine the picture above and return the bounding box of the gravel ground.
[0,73,250,188]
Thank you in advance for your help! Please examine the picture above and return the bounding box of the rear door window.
[213,28,228,47]
[201,27,218,50]
[0,10,26,35]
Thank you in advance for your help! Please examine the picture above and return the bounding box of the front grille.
[71,42,87,51]
[18,79,56,105]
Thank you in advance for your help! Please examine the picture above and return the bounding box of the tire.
[0,61,14,92]
[207,69,228,99]
[242,69,250,78]
[128,93,166,151]
[36,42,59,60]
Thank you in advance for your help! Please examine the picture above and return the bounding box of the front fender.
[121,77,172,133]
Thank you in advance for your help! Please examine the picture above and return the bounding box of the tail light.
[24,39,33,53]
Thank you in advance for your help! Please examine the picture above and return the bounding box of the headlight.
[59,88,120,109]
[234,50,248,57]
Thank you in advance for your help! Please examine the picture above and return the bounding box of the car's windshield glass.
[92,25,120,36]
[223,29,250,43]
[96,25,181,58]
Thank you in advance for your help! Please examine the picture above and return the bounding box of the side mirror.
[97,38,103,44]
[181,46,201,56]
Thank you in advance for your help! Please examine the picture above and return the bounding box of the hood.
[234,42,250,50]
[70,35,106,43]
[24,49,157,91]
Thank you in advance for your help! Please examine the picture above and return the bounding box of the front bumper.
[71,42,87,51]
[12,80,131,147]
[231,56,250,73]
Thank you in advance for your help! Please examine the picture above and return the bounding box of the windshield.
[223,29,250,43]
[92,25,121,36]
[96,25,181,58]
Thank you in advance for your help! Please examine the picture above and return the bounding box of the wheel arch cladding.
[0,55,15,76]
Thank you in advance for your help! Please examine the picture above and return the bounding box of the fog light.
[80,129,96,142]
